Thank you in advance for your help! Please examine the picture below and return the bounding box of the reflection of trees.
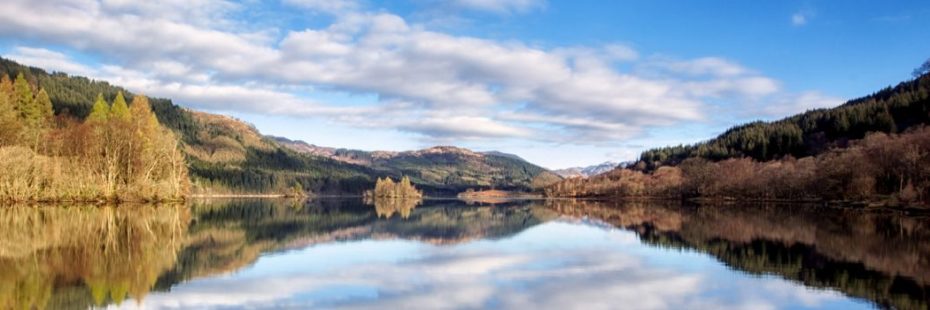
[547,200,930,310]
[155,199,374,288]
[372,201,558,245]
[366,197,421,219]
[0,204,189,309]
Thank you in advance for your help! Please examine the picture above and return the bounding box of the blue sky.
[1,0,928,169]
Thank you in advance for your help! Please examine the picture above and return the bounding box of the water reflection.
[0,199,926,309]
[0,204,188,309]
[546,200,930,310]
[365,197,421,219]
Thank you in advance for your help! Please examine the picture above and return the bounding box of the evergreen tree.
[13,73,34,120]
[914,58,930,78]
[111,91,130,120]
[88,93,110,122]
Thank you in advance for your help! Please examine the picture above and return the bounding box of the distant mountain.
[273,137,562,194]
[554,162,620,178]
[270,136,376,166]
[0,57,562,196]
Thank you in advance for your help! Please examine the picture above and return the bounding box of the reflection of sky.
[114,221,873,310]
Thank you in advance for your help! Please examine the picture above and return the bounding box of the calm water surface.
[0,198,927,309]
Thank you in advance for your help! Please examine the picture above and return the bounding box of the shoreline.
[190,194,289,198]
[4,195,926,214]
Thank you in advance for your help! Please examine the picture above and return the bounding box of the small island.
[364,176,423,198]
[457,189,541,204]
[363,176,423,219]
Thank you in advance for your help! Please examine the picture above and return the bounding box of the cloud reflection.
[117,222,861,310]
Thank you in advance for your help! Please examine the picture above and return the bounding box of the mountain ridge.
[553,161,621,178]
[271,136,527,164]
[272,136,563,194]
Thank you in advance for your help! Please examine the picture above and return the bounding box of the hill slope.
[273,137,562,195]
[638,73,930,169]
[546,72,930,206]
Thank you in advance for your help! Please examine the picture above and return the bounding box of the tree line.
[0,72,187,202]
[549,128,930,207]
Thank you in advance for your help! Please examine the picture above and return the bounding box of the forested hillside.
[639,72,930,169]
[547,72,930,206]
[275,138,562,194]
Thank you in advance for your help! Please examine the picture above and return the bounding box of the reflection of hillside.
[0,204,189,309]
[156,199,558,289]
[548,200,930,310]
[369,200,559,245]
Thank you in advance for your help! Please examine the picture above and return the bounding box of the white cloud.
[400,115,533,139]
[5,47,97,77]
[284,0,361,14]
[762,91,844,116]
[604,44,640,62]
[117,222,853,310]
[98,0,240,28]
[643,57,751,77]
[450,0,546,14]
[760,278,845,308]
[0,0,835,147]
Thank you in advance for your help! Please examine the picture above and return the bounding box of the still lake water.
[0,198,927,309]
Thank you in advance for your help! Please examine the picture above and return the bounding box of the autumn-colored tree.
[110,91,130,120]
[33,88,53,126]
[128,95,153,183]
[378,177,395,197]
[88,93,110,122]
[369,176,422,198]
[13,73,34,121]
[0,74,13,102]
[0,85,22,145]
